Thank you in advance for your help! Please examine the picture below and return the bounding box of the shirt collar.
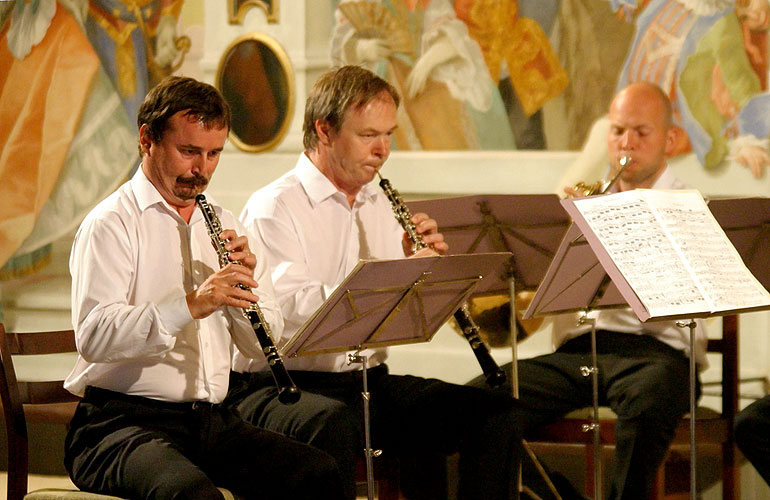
[130,165,204,223]
[131,166,166,212]
[650,165,674,189]
[297,153,379,207]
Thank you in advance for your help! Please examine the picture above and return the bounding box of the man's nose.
[620,130,635,148]
[373,135,390,156]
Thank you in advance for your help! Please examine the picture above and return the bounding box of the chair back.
[0,323,80,500]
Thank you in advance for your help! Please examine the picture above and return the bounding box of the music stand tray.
[281,252,512,358]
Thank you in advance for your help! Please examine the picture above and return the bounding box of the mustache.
[176,174,209,189]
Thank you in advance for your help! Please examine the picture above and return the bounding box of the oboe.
[195,194,300,404]
[377,175,506,387]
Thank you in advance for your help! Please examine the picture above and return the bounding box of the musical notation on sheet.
[571,190,770,319]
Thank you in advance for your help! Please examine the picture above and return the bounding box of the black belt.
[83,386,219,412]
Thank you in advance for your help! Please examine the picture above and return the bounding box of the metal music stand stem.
[578,314,602,500]
[509,278,563,500]
[676,319,698,500]
[348,350,380,500]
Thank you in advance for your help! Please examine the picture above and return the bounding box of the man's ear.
[138,124,153,155]
[315,119,333,146]
[664,125,680,157]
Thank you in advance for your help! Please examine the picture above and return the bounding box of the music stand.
[281,252,512,500]
[708,197,770,291]
[407,194,571,371]
[408,195,570,294]
[525,191,770,500]
[408,194,571,498]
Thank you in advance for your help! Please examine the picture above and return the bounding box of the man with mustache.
[226,65,524,500]
[63,76,344,500]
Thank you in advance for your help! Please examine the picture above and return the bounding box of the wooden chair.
[526,315,739,500]
[0,323,235,500]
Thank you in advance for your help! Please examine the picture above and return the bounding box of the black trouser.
[65,386,344,500]
[225,364,523,500]
[735,394,770,486]
[470,331,697,500]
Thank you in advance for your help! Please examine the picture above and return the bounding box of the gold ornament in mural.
[216,33,294,153]
[228,0,278,24]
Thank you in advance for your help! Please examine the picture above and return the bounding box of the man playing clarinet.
[64,76,343,500]
[226,65,524,500]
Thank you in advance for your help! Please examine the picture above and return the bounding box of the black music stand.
[281,253,511,500]
[408,194,571,498]
[407,194,571,360]
[708,197,770,291]
[525,191,770,500]
[408,195,570,294]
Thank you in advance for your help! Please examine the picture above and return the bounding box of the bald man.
[473,82,708,500]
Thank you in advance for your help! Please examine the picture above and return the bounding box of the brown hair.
[138,76,231,145]
[303,65,399,150]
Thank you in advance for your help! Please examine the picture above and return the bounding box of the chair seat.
[23,401,79,424]
[24,487,235,500]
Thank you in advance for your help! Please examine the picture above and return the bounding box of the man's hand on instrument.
[188,229,260,319]
[402,213,449,257]
[186,263,260,319]
[219,229,257,273]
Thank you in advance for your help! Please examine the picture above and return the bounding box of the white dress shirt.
[551,166,709,367]
[64,168,283,402]
[236,153,405,372]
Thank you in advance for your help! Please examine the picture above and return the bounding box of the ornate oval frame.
[216,33,294,153]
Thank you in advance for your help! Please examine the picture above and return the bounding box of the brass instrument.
[467,291,543,347]
[572,155,632,197]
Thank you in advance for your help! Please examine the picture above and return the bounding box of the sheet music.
[571,190,770,318]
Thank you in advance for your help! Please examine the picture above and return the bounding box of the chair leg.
[722,443,738,500]
[650,458,666,500]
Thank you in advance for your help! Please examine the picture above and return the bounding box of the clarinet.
[377,175,506,387]
[195,194,301,404]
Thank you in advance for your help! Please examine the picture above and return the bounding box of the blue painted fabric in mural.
[84,0,161,127]
[615,0,768,169]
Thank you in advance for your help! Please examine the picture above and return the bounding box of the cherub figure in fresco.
[331,0,516,150]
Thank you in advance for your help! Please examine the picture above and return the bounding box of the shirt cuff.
[157,296,194,336]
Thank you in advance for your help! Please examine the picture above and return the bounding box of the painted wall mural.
[558,0,770,179]
[1,0,768,302]
[0,0,187,286]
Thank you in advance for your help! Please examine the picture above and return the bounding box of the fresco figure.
[615,0,770,177]
[0,0,186,302]
[455,0,567,149]
[332,0,516,150]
